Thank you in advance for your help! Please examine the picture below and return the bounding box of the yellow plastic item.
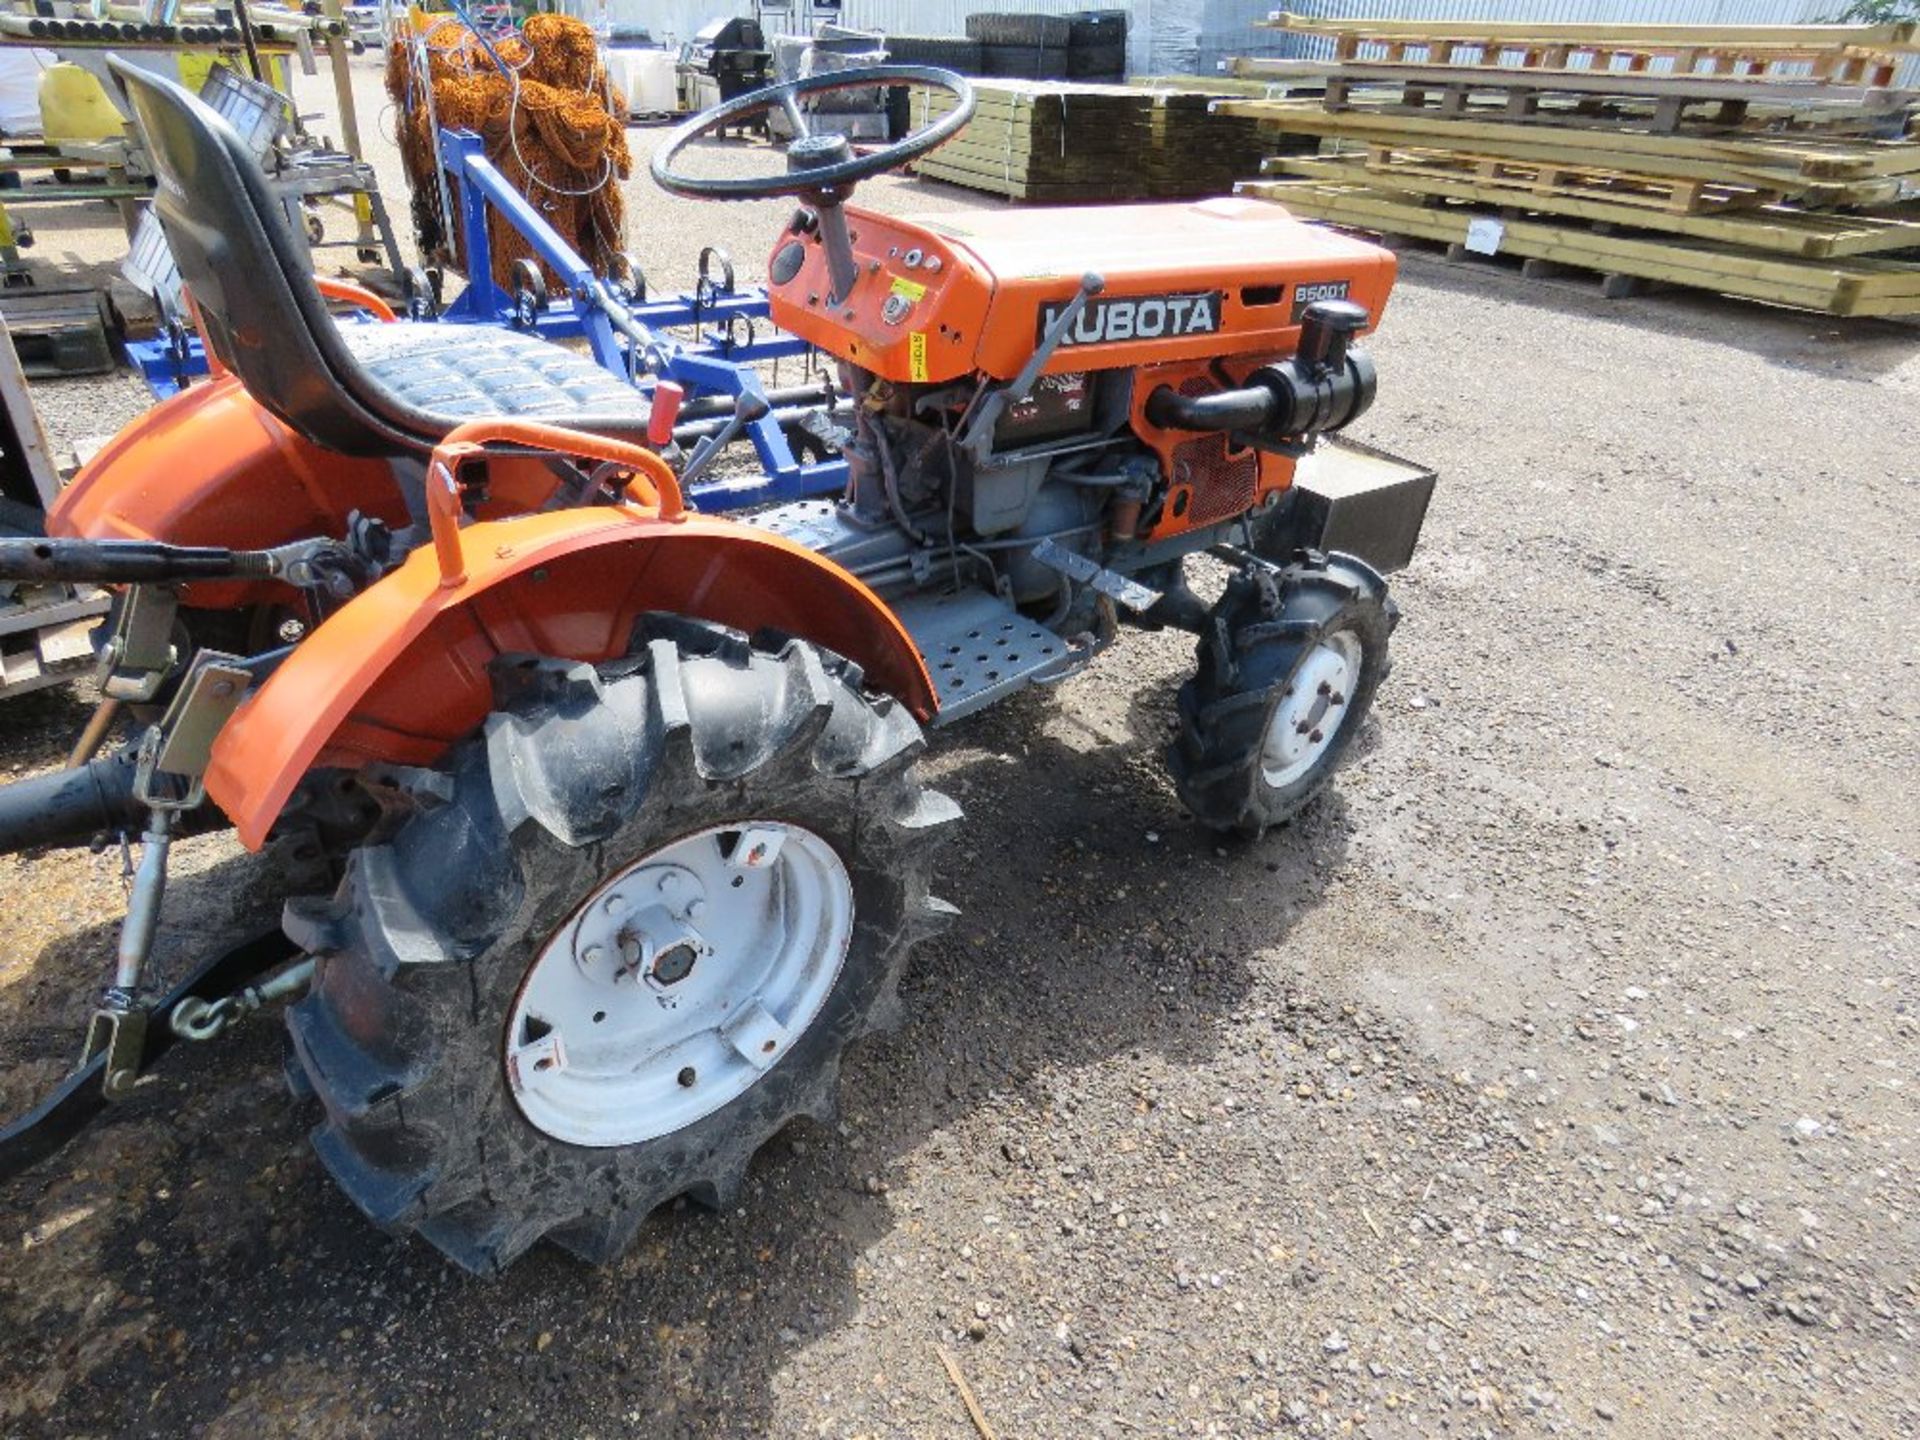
[403,7,463,37]
[38,62,124,145]
[177,52,291,97]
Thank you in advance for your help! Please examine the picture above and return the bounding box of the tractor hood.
[765,195,1397,385]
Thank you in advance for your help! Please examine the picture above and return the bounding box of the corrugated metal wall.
[577,1,1916,87]
[839,0,1098,32]
[585,0,751,46]
[839,0,1158,71]
[830,0,1899,77]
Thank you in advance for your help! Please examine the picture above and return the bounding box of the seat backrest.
[111,58,423,456]
[114,58,658,461]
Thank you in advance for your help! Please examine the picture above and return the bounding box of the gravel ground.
[1,57,1917,1440]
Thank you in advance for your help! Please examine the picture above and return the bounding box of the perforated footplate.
[341,323,647,420]
[893,589,1070,725]
[744,500,1075,725]
[740,497,841,547]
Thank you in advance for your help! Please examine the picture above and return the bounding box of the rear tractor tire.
[282,618,959,1273]
[1170,552,1392,838]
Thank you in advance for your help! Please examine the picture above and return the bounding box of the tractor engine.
[762,195,1404,624]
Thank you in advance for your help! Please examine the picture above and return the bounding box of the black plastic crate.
[881,34,984,73]
[1066,42,1127,78]
[978,42,1071,80]
[1066,10,1128,48]
[966,13,1071,48]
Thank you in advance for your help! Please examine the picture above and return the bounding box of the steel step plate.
[893,588,1072,725]
[742,501,1075,724]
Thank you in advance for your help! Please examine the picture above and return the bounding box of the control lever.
[956,272,1104,462]
[676,389,773,492]
[812,196,859,308]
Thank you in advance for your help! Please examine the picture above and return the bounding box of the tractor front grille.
[1171,377,1258,527]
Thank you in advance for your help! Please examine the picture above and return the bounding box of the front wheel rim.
[505,822,854,1148]
[1259,631,1363,789]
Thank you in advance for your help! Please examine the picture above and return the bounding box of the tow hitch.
[0,928,303,1185]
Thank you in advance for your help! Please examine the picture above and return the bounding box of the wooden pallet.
[0,584,106,698]
[1351,143,1782,213]
[1219,102,1920,192]
[1260,13,1920,47]
[1225,62,1918,141]
[1238,179,1920,316]
[0,288,117,377]
[1276,153,1920,258]
[1235,76,1919,143]
[1260,14,1920,87]
[1232,57,1914,135]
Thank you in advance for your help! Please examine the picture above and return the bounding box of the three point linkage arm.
[0,534,364,590]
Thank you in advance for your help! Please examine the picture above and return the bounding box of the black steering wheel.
[651,65,976,201]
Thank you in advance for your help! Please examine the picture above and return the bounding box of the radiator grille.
[1170,377,1257,527]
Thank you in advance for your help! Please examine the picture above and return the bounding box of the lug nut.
[1309,729,1324,743]
[1317,680,1332,696]
[677,1066,697,1088]
[604,893,627,916]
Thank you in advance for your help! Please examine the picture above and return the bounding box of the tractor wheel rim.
[1259,631,1362,790]
[505,822,854,1148]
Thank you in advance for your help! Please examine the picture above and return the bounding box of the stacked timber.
[911,79,1274,202]
[912,81,1154,201]
[1144,86,1284,196]
[1223,14,1920,316]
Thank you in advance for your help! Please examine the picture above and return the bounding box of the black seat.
[109,57,648,458]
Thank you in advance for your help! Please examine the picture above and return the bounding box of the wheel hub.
[646,941,698,988]
[505,823,854,1148]
[1260,631,1362,789]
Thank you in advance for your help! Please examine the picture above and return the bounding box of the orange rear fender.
[205,505,936,850]
[45,375,406,610]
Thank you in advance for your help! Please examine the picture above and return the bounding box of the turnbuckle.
[80,807,173,1100]
[78,653,257,1099]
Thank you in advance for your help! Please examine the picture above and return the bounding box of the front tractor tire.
[1170,553,1392,838]
[282,619,959,1274]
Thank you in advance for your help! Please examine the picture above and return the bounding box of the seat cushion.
[341,322,647,422]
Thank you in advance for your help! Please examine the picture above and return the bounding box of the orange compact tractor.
[0,65,1433,1270]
